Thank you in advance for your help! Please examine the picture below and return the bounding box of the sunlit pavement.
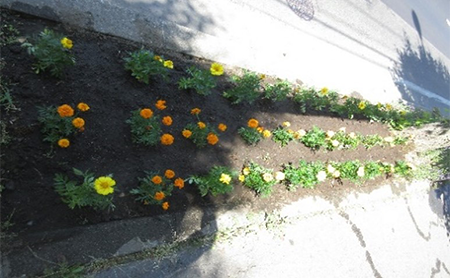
[2,0,449,114]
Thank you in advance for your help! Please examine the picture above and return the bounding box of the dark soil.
[1,10,410,238]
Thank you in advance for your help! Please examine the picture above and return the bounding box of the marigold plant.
[206,132,219,145]
[240,162,276,197]
[165,169,175,179]
[127,108,162,146]
[124,49,171,84]
[58,138,70,148]
[162,202,170,210]
[130,171,176,207]
[218,123,227,132]
[178,66,218,96]
[183,114,221,148]
[38,104,87,146]
[174,178,185,189]
[162,116,173,126]
[223,70,262,104]
[22,28,76,78]
[54,168,115,210]
[191,108,201,115]
[187,166,235,197]
[239,118,263,145]
[77,102,90,112]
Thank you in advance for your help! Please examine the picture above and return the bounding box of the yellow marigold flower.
[155,100,167,110]
[248,118,259,128]
[191,108,201,115]
[165,169,175,179]
[357,166,365,177]
[259,74,266,79]
[57,104,74,117]
[262,130,271,138]
[219,173,232,185]
[320,87,329,95]
[162,116,173,126]
[358,101,366,110]
[60,37,73,49]
[163,60,174,69]
[94,176,116,195]
[58,138,70,148]
[282,121,291,128]
[174,178,184,189]
[385,104,393,111]
[262,173,273,182]
[162,201,169,210]
[275,171,285,181]
[161,134,174,145]
[210,62,224,76]
[238,175,245,182]
[72,117,85,129]
[243,167,250,175]
[197,122,206,129]
[182,129,192,138]
[316,171,327,182]
[218,123,227,132]
[154,191,165,201]
[152,175,163,184]
[153,55,163,62]
[377,103,382,109]
[207,133,219,145]
[257,126,264,133]
[140,108,153,119]
[287,129,294,134]
[77,102,90,112]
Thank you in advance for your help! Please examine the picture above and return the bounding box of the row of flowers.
[55,159,414,211]
[40,102,409,151]
[22,29,447,133]
[239,118,410,150]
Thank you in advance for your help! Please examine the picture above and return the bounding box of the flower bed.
[1,10,446,237]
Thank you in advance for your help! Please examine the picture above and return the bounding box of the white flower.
[349,132,356,139]
[357,166,365,177]
[275,171,285,181]
[317,171,327,182]
[332,170,341,178]
[327,164,336,174]
[331,140,340,147]
[326,130,335,138]
[339,127,346,132]
[297,129,306,137]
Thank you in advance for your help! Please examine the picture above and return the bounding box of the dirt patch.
[1,10,412,240]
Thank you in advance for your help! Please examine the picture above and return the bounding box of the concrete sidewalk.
[91,180,450,278]
[1,0,449,114]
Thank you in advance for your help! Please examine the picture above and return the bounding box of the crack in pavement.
[338,211,383,278]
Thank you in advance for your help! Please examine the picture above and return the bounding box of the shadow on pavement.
[391,36,450,116]
[431,180,450,238]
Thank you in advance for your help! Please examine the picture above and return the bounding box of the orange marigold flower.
[57,104,74,117]
[155,100,167,110]
[248,118,259,128]
[72,117,85,129]
[197,122,206,129]
[77,102,90,112]
[154,191,165,201]
[162,201,169,210]
[140,108,153,119]
[165,169,175,179]
[161,134,174,145]
[182,129,192,138]
[207,133,219,145]
[191,108,201,115]
[174,178,184,189]
[58,138,70,148]
[162,116,173,126]
[152,175,163,184]
[218,123,227,132]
